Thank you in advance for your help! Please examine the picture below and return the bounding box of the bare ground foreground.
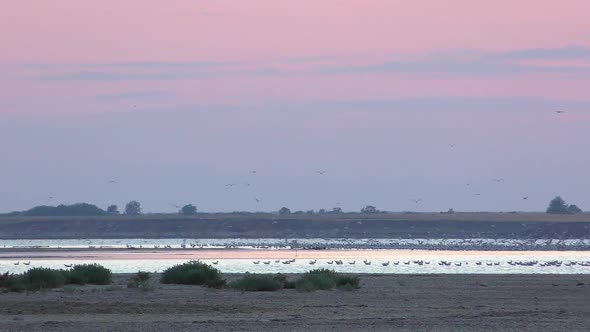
[1,274,590,331]
[2,213,590,239]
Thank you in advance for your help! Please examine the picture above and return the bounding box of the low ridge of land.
[1,213,589,239]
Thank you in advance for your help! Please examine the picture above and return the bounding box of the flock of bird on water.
[10,259,590,269]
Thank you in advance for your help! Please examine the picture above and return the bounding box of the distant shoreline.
[1,213,589,240]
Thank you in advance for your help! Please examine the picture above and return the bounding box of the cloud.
[38,61,292,81]
[320,46,590,78]
[94,90,173,102]
[41,61,234,81]
[489,45,590,60]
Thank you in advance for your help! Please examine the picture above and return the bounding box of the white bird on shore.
[253,261,260,265]
[23,261,30,266]
[382,261,390,266]
[13,261,20,266]
[64,264,72,268]
[348,261,356,265]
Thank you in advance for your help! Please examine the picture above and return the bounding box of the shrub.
[335,276,360,290]
[0,272,26,292]
[295,269,360,292]
[161,261,224,287]
[133,271,151,283]
[66,264,112,285]
[127,271,154,291]
[23,268,66,290]
[229,273,284,292]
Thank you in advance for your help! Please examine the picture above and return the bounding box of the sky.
[1,0,590,213]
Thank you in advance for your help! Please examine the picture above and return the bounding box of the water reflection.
[1,248,590,274]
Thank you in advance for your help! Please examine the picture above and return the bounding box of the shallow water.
[1,248,590,274]
[2,238,590,250]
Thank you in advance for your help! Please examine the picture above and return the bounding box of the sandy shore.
[1,274,590,331]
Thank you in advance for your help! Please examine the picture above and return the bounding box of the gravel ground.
[1,273,589,331]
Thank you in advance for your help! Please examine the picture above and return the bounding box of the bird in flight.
[225,183,237,188]
[107,180,118,184]
[254,197,261,203]
[448,144,456,148]
[522,196,529,200]
[474,193,482,196]
[316,171,326,175]
[409,198,422,204]
[170,204,182,209]
[492,178,505,183]
[555,110,566,114]
[250,170,257,174]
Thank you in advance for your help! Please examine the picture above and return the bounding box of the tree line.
[1,197,583,217]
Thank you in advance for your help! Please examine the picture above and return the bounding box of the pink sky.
[1,1,589,213]
[2,0,590,63]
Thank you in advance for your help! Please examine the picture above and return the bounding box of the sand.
[1,274,590,331]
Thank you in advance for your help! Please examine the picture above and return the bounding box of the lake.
[1,238,590,274]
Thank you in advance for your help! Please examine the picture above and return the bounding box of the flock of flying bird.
[42,110,566,211]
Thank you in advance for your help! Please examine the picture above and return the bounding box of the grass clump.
[1,264,113,292]
[295,269,360,292]
[0,268,65,292]
[0,272,26,292]
[229,273,284,292]
[335,275,360,290]
[127,271,154,291]
[65,264,112,285]
[23,268,66,290]
[161,261,225,288]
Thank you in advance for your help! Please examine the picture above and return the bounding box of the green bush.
[229,273,284,292]
[161,261,224,287]
[133,271,151,283]
[66,264,112,285]
[0,272,26,292]
[23,268,66,290]
[335,275,360,290]
[127,271,153,290]
[295,269,360,292]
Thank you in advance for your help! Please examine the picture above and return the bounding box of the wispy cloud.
[42,61,235,81]
[38,61,291,81]
[94,90,173,102]
[321,46,590,78]
[489,45,590,60]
